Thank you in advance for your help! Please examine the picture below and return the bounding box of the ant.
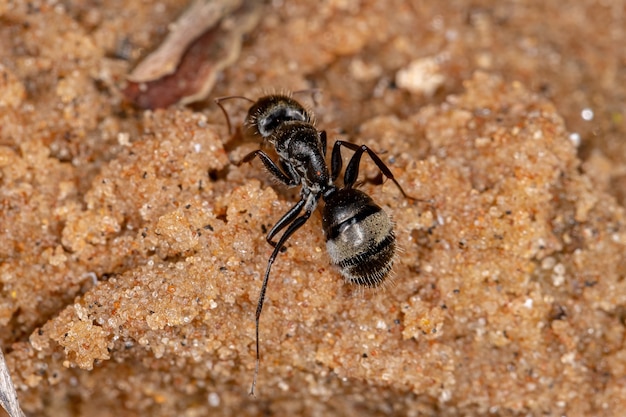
[215,93,415,396]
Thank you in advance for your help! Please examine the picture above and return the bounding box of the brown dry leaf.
[127,0,243,83]
[124,0,262,109]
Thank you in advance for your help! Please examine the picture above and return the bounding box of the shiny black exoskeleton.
[216,93,413,395]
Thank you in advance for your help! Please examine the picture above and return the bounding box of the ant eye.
[257,116,276,137]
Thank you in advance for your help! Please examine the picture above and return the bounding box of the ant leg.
[242,150,304,247]
[250,209,312,397]
[292,88,322,107]
[279,159,301,186]
[214,96,255,135]
[242,150,303,246]
[242,150,298,186]
[333,140,414,200]
[320,130,327,157]
[330,140,344,182]
[265,198,305,247]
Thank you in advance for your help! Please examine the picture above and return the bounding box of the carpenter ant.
[215,93,415,396]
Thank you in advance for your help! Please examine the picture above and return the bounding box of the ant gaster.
[216,93,414,396]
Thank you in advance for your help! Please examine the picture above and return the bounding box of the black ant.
[215,93,415,396]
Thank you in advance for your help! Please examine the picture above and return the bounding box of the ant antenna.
[292,88,323,107]
[214,95,255,135]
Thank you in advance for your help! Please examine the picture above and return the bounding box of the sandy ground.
[1,1,626,416]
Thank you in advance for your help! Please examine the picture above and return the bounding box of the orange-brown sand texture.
[2,1,626,416]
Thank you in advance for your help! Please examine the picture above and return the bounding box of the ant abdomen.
[322,188,395,288]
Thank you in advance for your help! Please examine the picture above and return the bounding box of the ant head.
[244,95,313,139]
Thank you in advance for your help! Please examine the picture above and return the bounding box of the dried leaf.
[0,348,26,417]
[127,0,243,83]
[124,0,263,109]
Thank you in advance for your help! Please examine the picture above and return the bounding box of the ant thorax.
[271,121,330,194]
